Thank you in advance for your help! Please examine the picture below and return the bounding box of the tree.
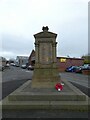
[82,55,90,64]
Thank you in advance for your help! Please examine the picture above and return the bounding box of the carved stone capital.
[52,42,57,47]
[34,42,39,47]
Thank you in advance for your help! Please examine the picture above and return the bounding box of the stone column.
[34,42,39,68]
[53,42,57,63]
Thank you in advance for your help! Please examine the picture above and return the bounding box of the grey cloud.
[2,33,34,57]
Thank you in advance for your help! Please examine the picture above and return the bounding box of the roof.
[29,50,35,59]
[16,56,28,59]
[57,57,84,60]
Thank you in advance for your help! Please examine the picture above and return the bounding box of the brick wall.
[57,57,84,72]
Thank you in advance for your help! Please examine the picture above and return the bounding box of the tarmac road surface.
[2,66,33,83]
[0,66,33,100]
[60,72,89,97]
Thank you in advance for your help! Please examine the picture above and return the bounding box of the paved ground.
[0,66,33,100]
[60,72,90,97]
[0,67,90,119]
[60,72,89,88]
[2,66,33,83]
[2,79,29,100]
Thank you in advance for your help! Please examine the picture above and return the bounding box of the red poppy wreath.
[55,83,63,91]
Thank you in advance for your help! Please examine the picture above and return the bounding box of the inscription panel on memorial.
[39,43,52,64]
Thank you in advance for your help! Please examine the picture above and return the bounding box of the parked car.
[10,63,16,66]
[83,64,90,70]
[75,66,82,73]
[15,64,19,67]
[65,66,78,72]
[0,65,5,71]
[6,63,10,67]
[21,64,27,69]
[27,65,34,70]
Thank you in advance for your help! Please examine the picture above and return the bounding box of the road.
[60,72,89,97]
[60,72,89,88]
[2,66,33,83]
[0,66,33,100]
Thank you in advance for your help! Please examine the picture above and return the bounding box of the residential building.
[0,57,7,66]
[16,56,29,67]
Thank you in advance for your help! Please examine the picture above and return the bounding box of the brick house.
[28,50,84,71]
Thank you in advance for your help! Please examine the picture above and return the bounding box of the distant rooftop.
[16,56,29,59]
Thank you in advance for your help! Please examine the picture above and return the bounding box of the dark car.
[0,65,5,71]
[65,66,78,72]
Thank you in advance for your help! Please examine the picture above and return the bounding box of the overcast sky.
[0,0,89,60]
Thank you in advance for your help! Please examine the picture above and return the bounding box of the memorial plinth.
[2,79,89,111]
[31,26,60,88]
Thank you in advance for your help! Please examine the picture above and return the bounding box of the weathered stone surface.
[31,26,60,88]
[1,79,89,111]
[31,68,60,88]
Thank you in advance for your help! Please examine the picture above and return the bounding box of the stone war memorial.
[31,26,60,88]
[1,26,89,117]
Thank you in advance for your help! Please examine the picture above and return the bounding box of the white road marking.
[25,71,31,72]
